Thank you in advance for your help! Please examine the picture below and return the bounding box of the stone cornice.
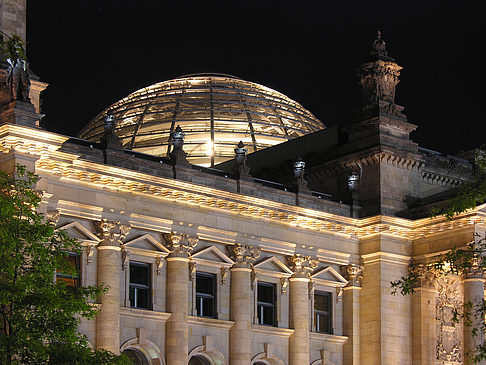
[308,146,424,180]
[3,126,486,242]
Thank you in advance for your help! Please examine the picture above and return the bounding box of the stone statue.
[5,46,30,102]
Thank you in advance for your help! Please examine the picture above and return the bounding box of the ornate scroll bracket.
[221,267,229,285]
[163,231,199,258]
[287,254,318,279]
[189,260,197,281]
[155,256,164,276]
[227,243,261,269]
[94,219,131,247]
[121,249,129,271]
[280,277,289,295]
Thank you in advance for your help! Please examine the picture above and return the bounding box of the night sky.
[25,0,479,156]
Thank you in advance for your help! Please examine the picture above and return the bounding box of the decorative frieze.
[227,243,261,269]
[94,219,131,247]
[287,254,318,279]
[163,232,198,258]
[341,264,364,287]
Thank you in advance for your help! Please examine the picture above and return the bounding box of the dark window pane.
[314,292,330,311]
[129,262,151,310]
[257,282,276,326]
[196,274,214,295]
[130,264,149,285]
[257,282,274,304]
[314,291,332,333]
[196,273,216,318]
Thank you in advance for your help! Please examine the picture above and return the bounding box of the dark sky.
[26,0,480,156]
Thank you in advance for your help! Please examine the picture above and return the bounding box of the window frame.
[257,281,277,327]
[195,272,217,319]
[313,290,333,334]
[129,261,152,310]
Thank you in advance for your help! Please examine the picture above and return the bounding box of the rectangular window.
[196,272,216,318]
[56,252,81,290]
[257,282,276,326]
[314,291,332,334]
[129,262,151,310]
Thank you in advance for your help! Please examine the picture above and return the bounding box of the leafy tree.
[391,149,486,363]
[0,165,131,365]
[0,31,26,66]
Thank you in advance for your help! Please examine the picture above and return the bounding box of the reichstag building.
[1,3,485,364]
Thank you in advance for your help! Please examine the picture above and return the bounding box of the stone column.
[94,219,131,354]
[227,244,261,365]
[410,264,437,365]
[463,257,485,365]
[342,264,363,365]
[164,232,198,365]
[287,254,318,365]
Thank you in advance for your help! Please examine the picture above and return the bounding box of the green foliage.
[0,31,26,66]
[0,165,131,365]
[432,148,486,219]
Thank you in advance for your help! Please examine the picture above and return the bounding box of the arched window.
[122,348,149,365]
[189,355,212,365]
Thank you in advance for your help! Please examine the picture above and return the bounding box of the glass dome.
[78,73,325,167]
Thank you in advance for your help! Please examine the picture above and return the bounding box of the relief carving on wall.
[436,276,463,364]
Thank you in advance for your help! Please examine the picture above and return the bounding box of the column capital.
[94,219,131,247]
[287,254,318,279]
[227,243,261,269]
[164,232,198,259]
[410,263,438,289]
[341,264,364,287]
[463,255,485,280]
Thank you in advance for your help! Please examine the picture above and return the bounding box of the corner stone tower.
[339,31,423,216]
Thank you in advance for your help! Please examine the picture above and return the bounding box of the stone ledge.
[120,307,170,322]
[188,316,234,330]
[309,332,348,344]
[251,324,294,338]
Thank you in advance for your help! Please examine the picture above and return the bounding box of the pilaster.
[342,264,363,365]
[287,254,318,365]
[463,256,486,365]
[227,243,261,365]
[410,264,437,365]
[164,232,198,365]
[94,219,131,354]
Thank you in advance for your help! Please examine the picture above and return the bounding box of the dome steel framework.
[78,74,325,166]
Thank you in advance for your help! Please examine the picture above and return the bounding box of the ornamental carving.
[163,232,198,258]
[287,254,318,278]
[341,264,364,287]
[464,255,484,280]
[410,263,437,289]
[46,209,60,225]
[227,243,261,268]
[94,219,131,247]
[436,276,463,363]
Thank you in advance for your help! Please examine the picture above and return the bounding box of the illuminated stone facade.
[2,5,486,365]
